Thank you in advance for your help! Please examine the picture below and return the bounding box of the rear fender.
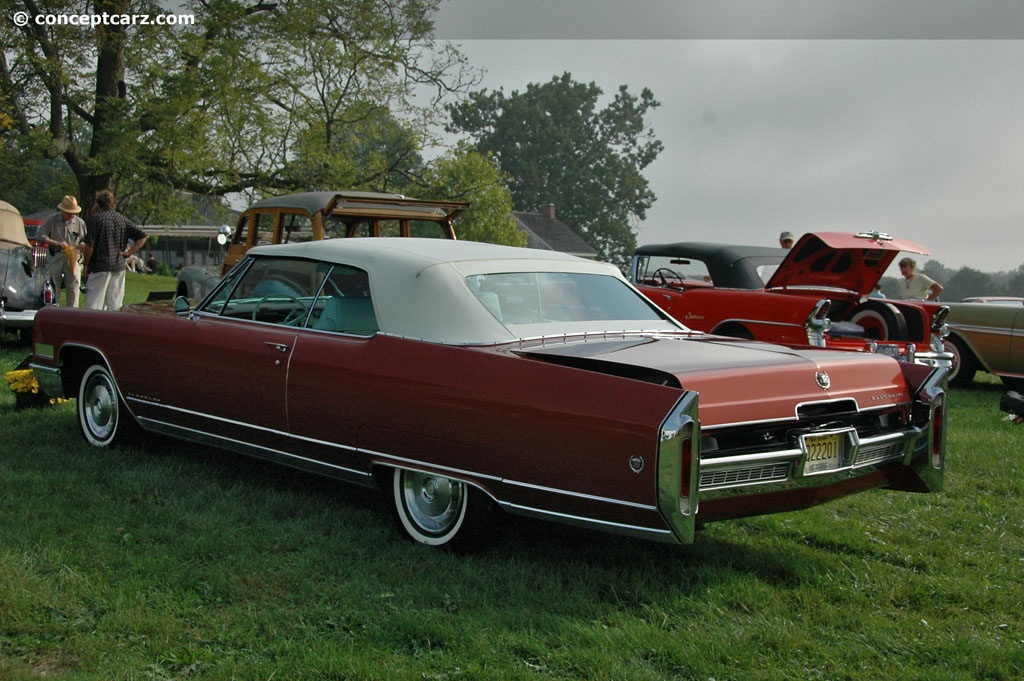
[894,364,947,493]
[657,391,700,543]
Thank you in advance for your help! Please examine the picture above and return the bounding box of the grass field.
[2,275,1022,679]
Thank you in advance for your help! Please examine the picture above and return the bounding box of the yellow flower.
[5,369,40,395]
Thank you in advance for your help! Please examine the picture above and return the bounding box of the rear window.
[466,272,665,326]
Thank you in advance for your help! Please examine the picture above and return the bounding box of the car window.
[322,216,448,239]
[280,212,314,244]
[203,257,323,326]
[757,264,778,284]
[467,272,664,325]
[254,212,276,245]
[408,220,449,238]
[231,215,250,246]
[324,216,367,239]
[635,255,713,287]
[306,265,378,335]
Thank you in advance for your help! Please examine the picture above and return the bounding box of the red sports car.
[631,231,952,369]
[30,239,947,549]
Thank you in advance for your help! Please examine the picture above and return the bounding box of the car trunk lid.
[765,231,929,297]
[520,334,912,428]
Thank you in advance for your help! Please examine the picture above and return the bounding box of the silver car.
[1,201,55,343]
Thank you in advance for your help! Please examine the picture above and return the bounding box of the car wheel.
[1002,378,1024,392]
[848,301,908,341]
[391,468,493,549]
[945,335,978,387]
[714,323,755,340]
[77,363,129,447]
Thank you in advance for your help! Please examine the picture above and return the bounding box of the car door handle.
[264,342,289,353]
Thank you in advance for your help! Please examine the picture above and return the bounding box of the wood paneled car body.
[32,239,947,548]
[630,232,952,369]
[175,191,465,301]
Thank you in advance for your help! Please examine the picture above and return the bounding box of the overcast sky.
[432,0,1024,274]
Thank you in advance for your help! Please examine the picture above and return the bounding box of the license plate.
[873,343,901,358]
[801,432,844,475]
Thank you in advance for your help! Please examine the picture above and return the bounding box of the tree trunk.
[80,0,130,213]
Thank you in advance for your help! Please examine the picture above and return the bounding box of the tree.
[447,72,662,265]
[1008,266,1024,297]
[411,144,524,246]
[943,266,999,302]
[1,0,476,217]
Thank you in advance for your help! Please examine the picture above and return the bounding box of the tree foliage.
[1,0,479,220]
[882,260,1024,301]
[446,72,663,265]
[411,143,524,246]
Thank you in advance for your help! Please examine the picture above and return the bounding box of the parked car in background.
[630,231,952,369]
[21,212,49,271]
[944,301,1024,388]
[32,238,947,549]
[961,297,1024,306]
[175,191,466,301]
[1,201,54,342]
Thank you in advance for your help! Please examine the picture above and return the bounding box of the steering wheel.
[282,302,310,326]
[252,295,299,322]
[653,268,684,288]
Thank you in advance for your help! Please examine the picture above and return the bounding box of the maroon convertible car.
[30,239,948,548]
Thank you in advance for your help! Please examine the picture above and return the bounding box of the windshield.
[633,255,716,287]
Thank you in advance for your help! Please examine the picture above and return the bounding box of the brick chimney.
[540,204,556,219]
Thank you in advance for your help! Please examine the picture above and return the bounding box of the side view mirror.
[173,296,192,314]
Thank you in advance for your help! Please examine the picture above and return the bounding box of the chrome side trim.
[503,502,677,543]
[138,417,375,487]
[127,397,289,437]
[948,323,1018,338]
[499,479,657,511]
[714,317,801,330]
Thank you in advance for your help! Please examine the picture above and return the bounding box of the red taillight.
[931,394,945,468]
[43,283,55,305]
[680,433,692,497]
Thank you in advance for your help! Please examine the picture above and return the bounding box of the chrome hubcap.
[401,471,462,534]
[85,377,116,440]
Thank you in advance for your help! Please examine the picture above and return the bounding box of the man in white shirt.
[896,257,943,301]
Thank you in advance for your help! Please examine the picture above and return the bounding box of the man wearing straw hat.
[37,195,87,308]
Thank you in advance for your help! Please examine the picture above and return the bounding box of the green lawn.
[1,280,1022,679]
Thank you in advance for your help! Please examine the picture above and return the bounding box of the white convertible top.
[248,238,679,344]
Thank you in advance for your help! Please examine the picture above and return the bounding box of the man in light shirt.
[37,195,87,307]
[896,257,943,301]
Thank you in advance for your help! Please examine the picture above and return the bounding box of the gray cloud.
[436,29,1024,272]
[434,0,1024,39]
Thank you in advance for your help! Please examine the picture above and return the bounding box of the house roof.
[513,207,597,259]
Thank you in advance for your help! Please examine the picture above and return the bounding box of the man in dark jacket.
[79,190,149,310]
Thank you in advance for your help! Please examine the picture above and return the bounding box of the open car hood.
[765,231,929,297]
